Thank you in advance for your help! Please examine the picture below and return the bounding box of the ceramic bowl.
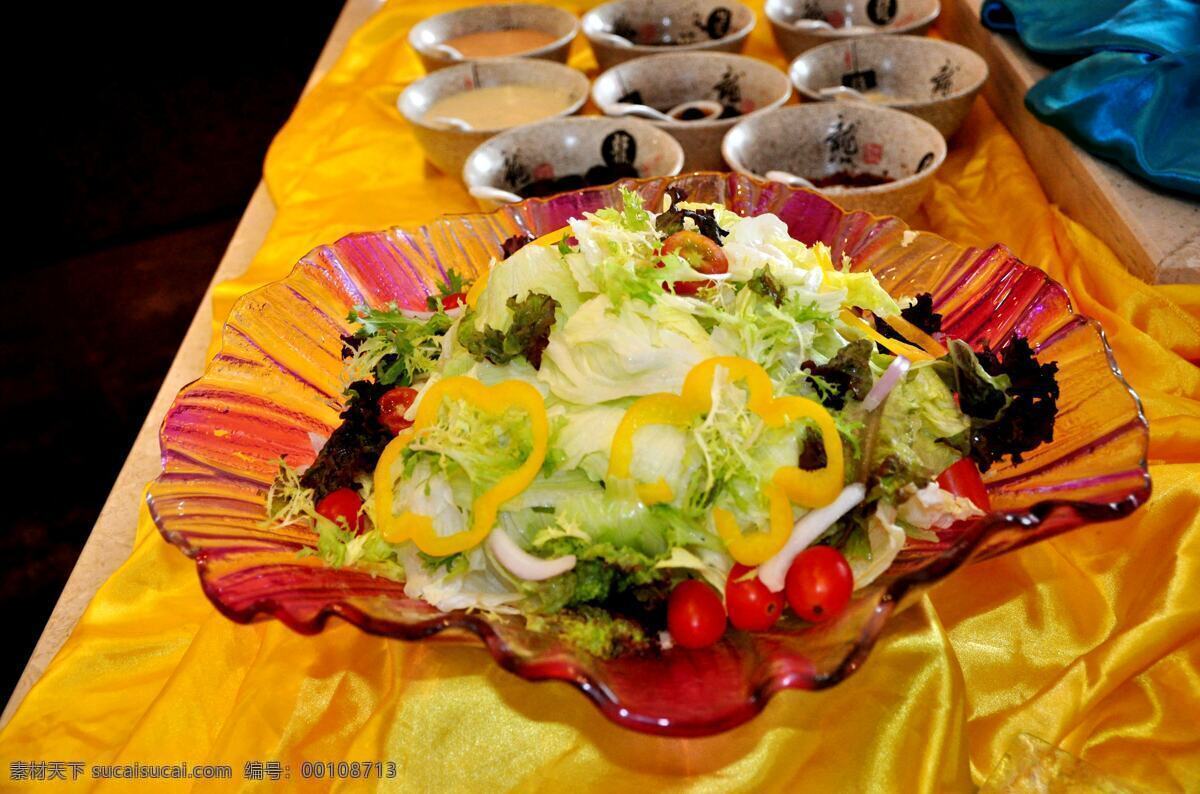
[398,58,590,178]
[463,117,685,210]
[765,0,940,59]
[790,35,988,137]
[582,0,756,71]
[722,102,946,220]
[408,3,580,72]
[592,52,792,171]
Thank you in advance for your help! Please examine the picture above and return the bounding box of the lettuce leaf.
[473,244,582,328]
[538,295,717,403]
[458,292,559,369]
[871,366,970,485]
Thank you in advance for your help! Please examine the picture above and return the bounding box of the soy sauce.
[809,171,895,188]
[517,162,639,198]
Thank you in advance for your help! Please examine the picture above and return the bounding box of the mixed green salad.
[267,189,1058,655]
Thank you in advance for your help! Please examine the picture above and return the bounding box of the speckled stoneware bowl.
[582,0,756,71]
[592,52,791,171]
[398,58,589,177]
[463,117,685,210]
[408,3,580,72]
[765,0,940,59]
[790,35,987,137]
[722,102,946,219]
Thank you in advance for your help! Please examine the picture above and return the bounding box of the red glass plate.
[147,173,1150,736]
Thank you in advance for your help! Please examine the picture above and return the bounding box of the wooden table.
[6,0,1195,729]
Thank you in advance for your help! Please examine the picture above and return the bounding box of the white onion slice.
[307,432,329,454]
[758,484,867,593]
[487,529,577,581]
[862,356,910,412]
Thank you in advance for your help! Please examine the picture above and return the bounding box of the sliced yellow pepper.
[607,356,845,565]
[840,310,934,362]
[463,269,489,309]
[880,312,948,357]
[373,377,548,556]
[531,225,571,248]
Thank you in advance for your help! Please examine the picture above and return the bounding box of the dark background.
[1,3,343,702]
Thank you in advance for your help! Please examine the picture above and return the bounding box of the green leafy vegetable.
[655,204,728,244]
[960,338,1059,470]
[802,339,876,410]
[871,367,971,485]
[458,292,560,369]
[426,268,470,310]
[746,265,786,307]
[936,339,1011,421]
[524,606,648,658]
[343,304,453,387]
[299,380,393,499]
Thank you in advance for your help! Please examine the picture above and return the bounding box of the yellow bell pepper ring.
[765,396,845,508]
[712,482,794,565]
[606,356,846,564]
[373,376,548,556]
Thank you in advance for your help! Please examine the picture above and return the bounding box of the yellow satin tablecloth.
[3,2,1198,791]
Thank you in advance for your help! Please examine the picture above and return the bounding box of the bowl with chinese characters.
[462,117,685,210]
[582,0,757,71]
[765,0,940,59]
[790,35,988,137]
[723,103,946,220]
[592,52,792,171]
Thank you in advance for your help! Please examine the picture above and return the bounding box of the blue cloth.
[981,0,1200,196]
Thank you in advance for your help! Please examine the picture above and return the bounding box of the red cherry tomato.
[668,579,727,648]
[660,231,728,295]
[725,563,786,631]
[936,458,991,512]
[785,546,853,623]
[378,386,418,435]
[442,291,467,310]
[316,488,365,535]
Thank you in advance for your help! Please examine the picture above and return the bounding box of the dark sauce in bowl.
[618,91,741,121]
[517,162,639,198]
[808,171,895,188]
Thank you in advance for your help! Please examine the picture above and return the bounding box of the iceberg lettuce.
[538,295,718,403]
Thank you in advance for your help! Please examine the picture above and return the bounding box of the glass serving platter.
[147,173,1150,737]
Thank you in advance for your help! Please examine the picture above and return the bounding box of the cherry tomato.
[660,231,728,295]
[316,488,365,535]
[725,563,786,631]
[378,386,418,435]
[785,546,853,623]
[442,291,467,310]
[936,458,991,512]
[668,579,727,648]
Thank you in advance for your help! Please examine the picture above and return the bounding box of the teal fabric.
[983,0,1199,55]
[980,0,1200,196]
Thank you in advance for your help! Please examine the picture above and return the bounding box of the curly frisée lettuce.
[269,189,1058,655]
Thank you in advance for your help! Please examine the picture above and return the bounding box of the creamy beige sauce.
[859,89,911,104]
[425,84,575,129]
[443,28,558,57]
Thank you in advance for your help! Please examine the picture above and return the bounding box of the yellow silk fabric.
[4,2,1199,791]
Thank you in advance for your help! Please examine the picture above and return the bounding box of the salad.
[267,189,1059,655]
